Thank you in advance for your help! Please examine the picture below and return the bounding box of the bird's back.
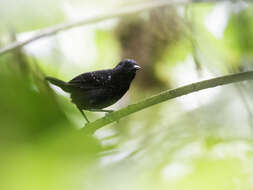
[69,69,113,88]
[68,69,124,109]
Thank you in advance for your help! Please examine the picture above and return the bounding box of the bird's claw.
[105,112,113,116]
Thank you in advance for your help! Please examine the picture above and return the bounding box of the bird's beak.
[133,65,141,70]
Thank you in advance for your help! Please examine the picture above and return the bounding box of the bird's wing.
[68,70,113,90]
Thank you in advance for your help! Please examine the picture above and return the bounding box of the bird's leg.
[88,109,114,113]
[76,106,90,123]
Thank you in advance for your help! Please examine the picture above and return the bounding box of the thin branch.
[82,71,253,134]
[0,0,188,56]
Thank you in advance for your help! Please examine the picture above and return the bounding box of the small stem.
[82,71,253,134]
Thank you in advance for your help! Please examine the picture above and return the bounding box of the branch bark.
[82,71,253,134]
[0,0,188,56]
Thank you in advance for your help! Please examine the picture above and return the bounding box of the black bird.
[45,59,141,123]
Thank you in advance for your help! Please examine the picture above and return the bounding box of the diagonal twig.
[0,0,188,56]
[82,71,253,134]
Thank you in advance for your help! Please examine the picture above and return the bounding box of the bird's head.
[114,59,141,73]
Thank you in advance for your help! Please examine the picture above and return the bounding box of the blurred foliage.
[224,5,253,67]
[1,1,253,190]
[0,0,64,33]
[0,50,102,190]
[115,6,183,89]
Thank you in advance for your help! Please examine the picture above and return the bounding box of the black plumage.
[45,59,141,123]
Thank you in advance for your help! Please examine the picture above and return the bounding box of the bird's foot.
[89,109,114,113]
[105,111,114,115]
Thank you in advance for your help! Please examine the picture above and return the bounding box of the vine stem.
[0,0,188,56]
[82,71,253,134]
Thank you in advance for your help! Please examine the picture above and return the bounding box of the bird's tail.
[45,76,71,92]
